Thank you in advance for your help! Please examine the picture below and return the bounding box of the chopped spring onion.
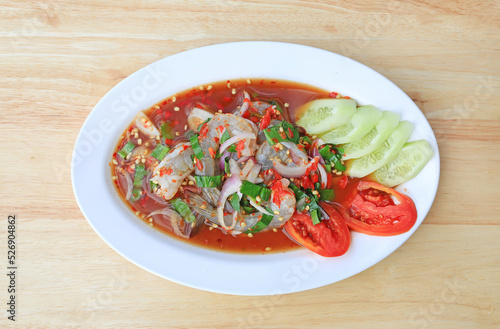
[150,144,170,161]
[289,183,306,205]
[263,121,300,146]
[289,183,324,224]
[319,189,335,201]
[230,193,241,212]
[245,211,273,233]
[220,129,231,144]
[133,164,148,187]
[305,191,321,224]
[197,118,211,132]
[311,209,321,225]
[240,181,271,202]
[171,198,196,223]
[130,164,148,201]
[195,174,223,188]
[160,122,174,139]
[240,197,256,213]
[118,142,135,159]
[190,134,204,159]
[325,163,332,172]
[319,144,346,172]
[224,158,230,174]
[150,181,158,192]
[242,205,255,213]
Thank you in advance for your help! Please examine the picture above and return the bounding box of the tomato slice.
[336,181,417,236]
[284,202,350,257]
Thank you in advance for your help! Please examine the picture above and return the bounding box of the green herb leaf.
[133,164,148,187]
[190,134,204,159]
[224,158,230,174]
[319,144,346,172]
[240,181,272,202]
[245,212,273,233]
[150,145,170,161]
[194,175,223,188]
[319,189,335,201]
[220,129,237,151]
[230,193,241,212]
[220,129,231,144]
[263,121,300,146]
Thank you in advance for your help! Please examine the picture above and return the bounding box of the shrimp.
[187,104,215,131]
[185,178,296,233]
[151,142,194,200]
[255,141,292,170]
[195,113,258,176]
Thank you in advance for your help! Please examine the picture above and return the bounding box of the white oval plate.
[72,41,440,295]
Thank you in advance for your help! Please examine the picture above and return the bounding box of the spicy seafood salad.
[110,79,433,256]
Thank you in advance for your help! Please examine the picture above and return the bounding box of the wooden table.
[1,1,499,328]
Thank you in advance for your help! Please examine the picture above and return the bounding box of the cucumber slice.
[342,111,400,160]
[320,105,383,144]
[346,121,414,178]
[296,98,356,134]
[372,140,433,187]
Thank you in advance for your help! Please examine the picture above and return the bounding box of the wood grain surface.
[1,0,499,328]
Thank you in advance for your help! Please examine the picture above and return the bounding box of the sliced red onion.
[281,142,308,165]
[233,91,251,116]
[219,150,231,171]
[289,150,302,165]
[255,177,264,184]
[217,174,242,230]
[147,208,190,239]
[314,138,325,148]
[311,146,324,164]
[122,170,133,200]
[318,164,328,189]
[219,132,256,154]
[183,185,201,194]
[143,173,169,205]
[273,157,320,178]
[246,163,262,183]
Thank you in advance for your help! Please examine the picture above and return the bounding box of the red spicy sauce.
[110,78,354,254]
